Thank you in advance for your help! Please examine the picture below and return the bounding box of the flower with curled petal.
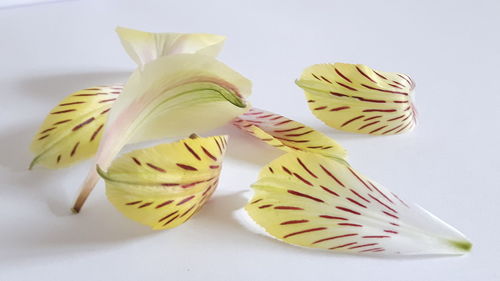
[72,53,251,212]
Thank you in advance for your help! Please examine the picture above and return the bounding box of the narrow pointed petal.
[29,85,122,169]
[233,108,346,159]
[296,63,416,135]
[245,151,470,255]
[98,135,227,229]
[73,53,251,212]
[116,26,225,67]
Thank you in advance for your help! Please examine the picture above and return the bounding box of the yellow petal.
[233,108,346,160]
[29,85,121,169]
[99,135,227,230]
[246,151,471,255]
[116,26,225,67]
[296,63,416,135]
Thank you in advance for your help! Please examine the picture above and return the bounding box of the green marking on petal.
[449,240,472,252]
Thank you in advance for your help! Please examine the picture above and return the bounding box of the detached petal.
[99,135,227,229]
[116,26,225,67]
[233,108,346,160]
[246,151,471,255]
[296,63,416,135]
[29,85,122,169]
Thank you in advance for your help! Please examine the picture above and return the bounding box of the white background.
[1,0,499,280]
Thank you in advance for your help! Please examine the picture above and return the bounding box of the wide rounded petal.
[296,63,416,135]
[99,135,227,230]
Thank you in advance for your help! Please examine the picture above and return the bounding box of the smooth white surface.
[1,0,499,280]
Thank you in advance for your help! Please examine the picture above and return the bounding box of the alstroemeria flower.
[98,135,227,229]
[72,53,251,212]
[30,27,227,170]
[296,63,416,135]
[245,151,471,255]
[232,108,346,160]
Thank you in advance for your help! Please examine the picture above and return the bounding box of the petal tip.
[449,239,472,253]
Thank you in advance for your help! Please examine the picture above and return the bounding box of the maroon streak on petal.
[338,223,363,227]
[336,206,361,215]
[358,121,380,130]
[336,82,358,91]
[313,233,358,244]
[319,165,345,187]
[363,115,382,121]
[155,200,174,209]
[334,68,352,83]
[348,243,378,249]
[53,119,72,125]
[72,117,95,131]
[347,198,367,208]
[373,70,387,80]
[347,167,373,191]
[70,142,79,157]
[184,142,201,160]
[341,115,365,127]
[297,157,317,178]
[146,163,166,173]
[293,172,313,186]
[138,202,153,208]
[362,109,397,113]
[274,126,305,133]
[329,106,350,111]
[319,215,347,220]
[201,146,217,161]
[287,190,324,203]
[329,242,357,250]
[90,124,104,141]
[280,219,309,225]
[59,101,85,106]
[51,109,76,114]
[158,211,179,222]
[131,157,142,166]
[274,206,303,210]
[283,227,327,239]
[126,200,142,206]
[356,66,376,83]
[320,185,339,197]
[320,75,332,83]
[361,84,408,95]
[176,163,198,171]
[177,195,196,206]
[259,204,273,209]
[368,194,398,213]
